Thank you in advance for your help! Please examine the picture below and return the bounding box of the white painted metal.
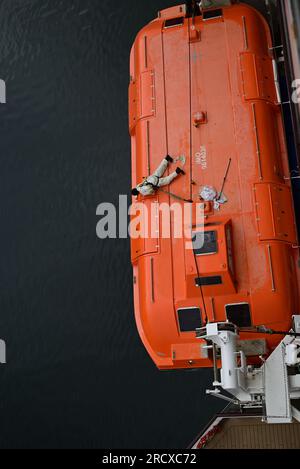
[294,315,300,333]
[205,323,238,390]
[198,316,300,425]
[264,340,292,423]
[272,59,282,104]
[286,343,300,366]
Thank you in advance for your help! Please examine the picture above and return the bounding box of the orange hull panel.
[129,3,300,370]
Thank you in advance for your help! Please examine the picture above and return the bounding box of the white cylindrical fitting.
[220,331,238,390]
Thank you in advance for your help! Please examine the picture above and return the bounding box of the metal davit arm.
[197,317,300,424]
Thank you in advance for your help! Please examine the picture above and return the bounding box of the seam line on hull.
[144,36,148,69]
[146,121,151,176]
[150,257,155,303]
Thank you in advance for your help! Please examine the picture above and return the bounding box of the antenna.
[217,157,232,201]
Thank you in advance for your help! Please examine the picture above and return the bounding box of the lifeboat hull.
[129,3,300,370]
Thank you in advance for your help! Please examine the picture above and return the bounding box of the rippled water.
[0,0,225,448]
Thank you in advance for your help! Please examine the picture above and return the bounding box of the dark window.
[226,303,252,328]
[203,9,223,20]
[193,230,217,256]
[177,308,202,332]
[195,276,222,287]
[164,17,184,28]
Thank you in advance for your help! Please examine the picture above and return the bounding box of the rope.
[158,188,193,203]
[239,327,300,338]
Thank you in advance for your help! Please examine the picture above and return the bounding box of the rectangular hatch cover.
[254,183,297,244]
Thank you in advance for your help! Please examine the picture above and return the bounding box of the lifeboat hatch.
[225,303,252,328]
[130,197,159,261]
[177,307,202,332]
[128,70,155,135]
[240,52,277,102]
[188,220,236,296]
[254,183,297,243]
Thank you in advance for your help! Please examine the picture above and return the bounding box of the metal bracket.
[293,315,300,333]
[198,320,300,425]
[206,388,239,405]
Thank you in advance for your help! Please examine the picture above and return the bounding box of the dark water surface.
[0,0,223,448]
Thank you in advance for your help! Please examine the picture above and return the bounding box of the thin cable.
[158,188,193,203]
[239,328,300,338]
[193,249,209,325]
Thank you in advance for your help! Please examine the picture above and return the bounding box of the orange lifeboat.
[129,2,300,370]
